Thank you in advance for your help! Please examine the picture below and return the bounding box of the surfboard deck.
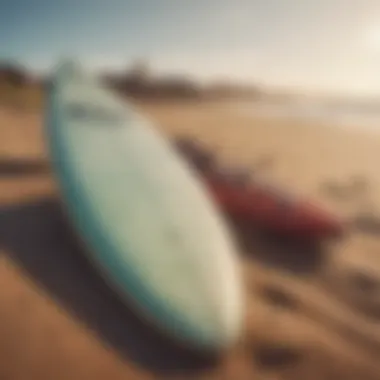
[45,60,244,351]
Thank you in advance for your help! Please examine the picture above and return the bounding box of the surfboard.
[45,60,244,351]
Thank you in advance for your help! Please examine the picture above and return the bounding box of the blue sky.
[2,0,380,95]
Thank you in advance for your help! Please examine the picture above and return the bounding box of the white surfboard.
[45,60,244,351]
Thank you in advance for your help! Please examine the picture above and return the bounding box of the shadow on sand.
[0,157,49,178]
[230,219,326,276]
[0,193,326,376]
[0,197,217,377]
[350,213,380,236]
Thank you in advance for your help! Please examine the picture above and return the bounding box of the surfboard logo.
[67,103,123,125]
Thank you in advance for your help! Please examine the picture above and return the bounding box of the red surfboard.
[174,138,343,239]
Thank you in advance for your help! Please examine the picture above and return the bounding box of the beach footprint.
[253,343,303,370]
[323,237,380,320]
[255,283,299,311]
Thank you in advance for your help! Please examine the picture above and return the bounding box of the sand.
[1,101,380,379]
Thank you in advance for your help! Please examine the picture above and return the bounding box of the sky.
[2,0,380,96]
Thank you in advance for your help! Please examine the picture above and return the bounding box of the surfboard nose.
[179,294,243,351]
[191,253,244,350]
[212,295,244,349]
[159,266,244,351]
[214,271,244,348]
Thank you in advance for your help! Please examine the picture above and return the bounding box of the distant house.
[104,72,201,100]
[102,59,261,101]
[153,76,201,99]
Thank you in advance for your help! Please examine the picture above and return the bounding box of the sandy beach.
[1,101,380,379]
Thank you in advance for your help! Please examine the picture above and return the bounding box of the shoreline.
[233,99,380,133]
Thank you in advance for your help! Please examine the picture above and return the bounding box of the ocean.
[235,99,380,131]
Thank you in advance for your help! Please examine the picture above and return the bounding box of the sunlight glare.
[363,26,380,52]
